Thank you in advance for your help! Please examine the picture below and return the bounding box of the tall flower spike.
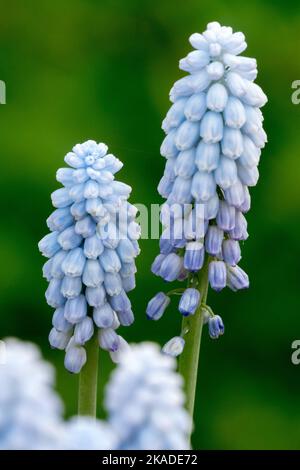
[39,140,141,373]
[147,21,267,417]
[105,343,192,450]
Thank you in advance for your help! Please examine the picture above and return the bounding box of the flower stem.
[178,256,210,427]
[78,333,99,417]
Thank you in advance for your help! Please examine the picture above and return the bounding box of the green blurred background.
[1,0,300,450]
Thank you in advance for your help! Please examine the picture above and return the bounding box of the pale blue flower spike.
[38,140,140,373]
[147,21,267,348]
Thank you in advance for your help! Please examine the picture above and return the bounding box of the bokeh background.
[1,0,300,450]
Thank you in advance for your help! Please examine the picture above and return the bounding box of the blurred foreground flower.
[62,417,116,450]
[0,339,190,450]
[106,343,191,450]
[0,338,63,450]
[38,140,140,374]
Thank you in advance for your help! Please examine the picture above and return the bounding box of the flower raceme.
[148,21,267,350]
[38,140,141,373]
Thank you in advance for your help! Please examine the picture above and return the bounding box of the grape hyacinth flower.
[0,338,64,450]
[106,343,191,450]
[38,140,140,417]
[38,140,140,374]
[147,21,267,422]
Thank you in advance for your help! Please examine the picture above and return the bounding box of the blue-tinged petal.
[47,207,73,232]
[117,308,134,326]
[179,288,201,316]
[208,261,227,291]
[146,292,170,321]
[98,328,120,352]
[200,111,223,143]
[51,188,73,208]
[93,303,115,328]
[195,141,219,172]
[206,83,228,112]
[100,248,121,273]
[222,239,241,266]
[61,248,86,277]
[183,241,204,272]
[83,234,104,259]
[64,295,87,324]
[205,225,224,256]
[64,342,87,373]
[61,276,82,299]
[52,307,73,333]
[38,232,60,258]
[208,315,224,339]
[184,93,206,122]
[45,279,65,308]
[227,265,249,291]
[104,272,123,296]
[162,337,185,357]
[160,253,183,282]
[191,171,216,202]
[49,328,72,350]
[57,226,82,250]
[74,317,94,345]
[82,259,104,287]
[86,285,106,308]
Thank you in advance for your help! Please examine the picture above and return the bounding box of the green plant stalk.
[78,333,99,417]
[178,257,210,422]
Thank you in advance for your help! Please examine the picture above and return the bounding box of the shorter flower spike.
[39,140,140,373]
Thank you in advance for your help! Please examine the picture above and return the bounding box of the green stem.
[178,257,210,426]
[78,333,99,417]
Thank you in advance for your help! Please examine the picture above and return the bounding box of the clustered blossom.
[0,339,190,450]
[148,21,267,348]
[0,338,63,450]
[38,140,140,373]
[106,343,191,450]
